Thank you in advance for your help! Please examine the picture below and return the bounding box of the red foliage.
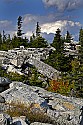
[49,80,60,91]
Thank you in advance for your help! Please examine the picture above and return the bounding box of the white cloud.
[41,20,66,34]
[0,14,81,42]
[75,22,81,27]
[0,20,16,38]
[23,31,32,39]
[0,20,13,30]
[41,20,81,34]
[42,0,83,11]
[23,14,37,25]
[22,14,82,42]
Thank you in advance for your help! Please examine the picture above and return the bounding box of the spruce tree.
[78,28,83,94]
[45,28,71,72]
[2,30,6,43]
[0,33,2,44]
[0,33,2,49]
[65,31,72,43]
[36,22,41,37]
[52,28,64,53]
[79,28,83,63]
[17,16,23,37]
[29,22,48,48]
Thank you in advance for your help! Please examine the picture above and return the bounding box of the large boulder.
[1,82,83,125]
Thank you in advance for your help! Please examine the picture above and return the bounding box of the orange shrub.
[48,79,75,96]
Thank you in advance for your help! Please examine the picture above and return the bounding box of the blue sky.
[0,0,83,42]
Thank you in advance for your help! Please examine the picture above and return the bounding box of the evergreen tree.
[52,28,64,53]
[29,33,35,47]
[2,30,6,43]
[17,16,23,37]
[29,35,48,48]
[30,33,35,43]
[0,33,2,49]
[29,23,48,48]
[36,22,41,37]
[64,28,83,97]
[45,28,71,72]
[0,33,2,44]
[78,28,83,94]
[65,31,72,43]
[79,28,83,63]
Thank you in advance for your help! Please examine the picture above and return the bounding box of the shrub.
[47,79,75,96]
[5,101,28,117]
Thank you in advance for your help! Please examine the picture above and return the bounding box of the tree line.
[0,16,48,50]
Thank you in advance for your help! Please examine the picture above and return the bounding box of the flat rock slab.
[0,82,83,125]
[30,122,53,125]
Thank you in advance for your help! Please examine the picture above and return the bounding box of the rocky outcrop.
[27,57,60,79]
[1,47,60,80]
[30,123,53,125]
[0,114,53,125]
[0,82,83,125]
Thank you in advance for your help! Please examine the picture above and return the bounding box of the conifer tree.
[29,22,48,48]
[78,28,83,92]
[17,16,23,37]
[45,28,71,72]
[36,22,41,37]
[65,31,72,43]
[2,30,6,43]
[79,28,83,63]
[52,28,64,53]
[0,33,2,44]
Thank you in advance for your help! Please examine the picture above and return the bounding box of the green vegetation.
[0,16,83,98]
[29,22,48,48]
[0,65,44,87]
[0,17,48,50]
[47,79,75,96]
[27,67,44,87]
[44,28,83,97]
[65,31,72,43]
[45,28,71,72]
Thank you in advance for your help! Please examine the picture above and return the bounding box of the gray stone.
[0,95,5,103]
[30,122,53,125]
[12,117,28,125]
[1,82,83,125]
[27,57,60,80]
[2,47,60,80]
[0,113,12,125]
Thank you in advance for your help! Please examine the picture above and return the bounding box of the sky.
[0,0,83,42]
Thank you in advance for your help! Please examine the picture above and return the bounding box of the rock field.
[0,82,83,125]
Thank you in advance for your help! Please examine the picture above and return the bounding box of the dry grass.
[63,102,75,110]
[5,101,54,124]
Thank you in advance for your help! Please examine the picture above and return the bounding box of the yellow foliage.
[48,79,75,96]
